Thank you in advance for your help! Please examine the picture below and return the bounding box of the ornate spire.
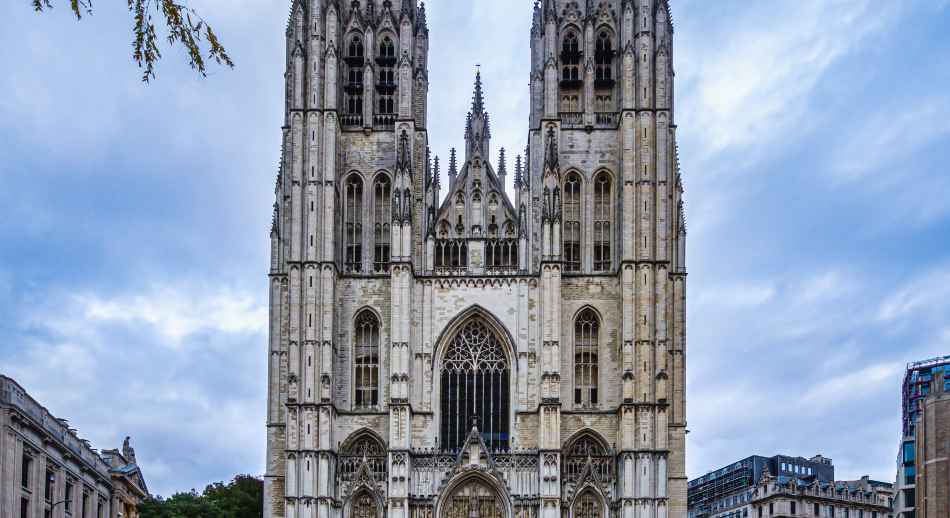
[396,130,411,171]
[544,126,559,171]
[514,154,523,189]
[472,66,485,114]
[497,147,507,186]
[417,2,428,33]
[448,148,458,186]
[433,155,441,189]
[465,66,491,160]
[425,146,432,188]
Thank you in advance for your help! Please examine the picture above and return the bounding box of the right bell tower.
[527,2,687,518]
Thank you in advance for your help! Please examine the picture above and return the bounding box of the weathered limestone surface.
[266,2,688,518]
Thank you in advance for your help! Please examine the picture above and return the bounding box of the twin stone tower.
[265,2,688,518]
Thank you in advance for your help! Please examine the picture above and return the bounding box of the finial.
[433,155,441,189]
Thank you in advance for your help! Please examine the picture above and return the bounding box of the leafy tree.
[139,475,263,518]
[30,0,233,82]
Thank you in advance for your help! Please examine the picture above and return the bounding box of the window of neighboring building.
[20,498,29,518]
[44,469,54,501]
[65,480,73,513]
[353,310,380,409]
[770,504,774,516]
[21,453,32,489]
[98,500,104,518]
[790,502,796,515]
[82,491,90,518]
[814,504,820,516]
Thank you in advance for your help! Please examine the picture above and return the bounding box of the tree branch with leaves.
[32,0,233,82]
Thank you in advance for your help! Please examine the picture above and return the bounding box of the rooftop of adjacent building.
[901,354,950,436]
[689,454,835,489]
[0,374,148,493]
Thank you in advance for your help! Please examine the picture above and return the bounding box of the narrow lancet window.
[563,173,582,272]
[593,172,612,271]
[353,310,380,408]
[345,175,364,272]
[373,176,391,272]
[574,309,599,407]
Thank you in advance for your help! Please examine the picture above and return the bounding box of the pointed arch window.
[352,493,378,518]
[353,310,380,409]
[373,175,391,273]
[440,318,510,452]
[560,32,582,89]
[344,35,365,124]
[563,433,612,485]
[345,175,364,272]
[574,491,604,518]
[593,172,612,271]
[340,433,387,483]
[594,31,615,88]
[574,309,599,407]
[563,173,582,272]
[376,37,397,119]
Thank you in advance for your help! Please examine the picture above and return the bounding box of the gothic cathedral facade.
[265,2,688,518]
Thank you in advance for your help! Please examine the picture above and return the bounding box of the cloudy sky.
[2,0,949,497]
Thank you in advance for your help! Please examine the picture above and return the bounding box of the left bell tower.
[266,1,430,518]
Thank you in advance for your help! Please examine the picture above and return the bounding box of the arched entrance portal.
[441,478,505,518]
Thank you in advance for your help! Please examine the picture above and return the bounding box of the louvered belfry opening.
[440,318,510,452]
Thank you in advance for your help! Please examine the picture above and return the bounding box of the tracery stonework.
[265,2,688,518]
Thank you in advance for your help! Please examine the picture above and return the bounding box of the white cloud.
[877,264,950,323]
[677,0,897,163]
[77,286,267,344]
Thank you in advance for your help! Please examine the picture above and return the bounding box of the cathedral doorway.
[440,478,506,518]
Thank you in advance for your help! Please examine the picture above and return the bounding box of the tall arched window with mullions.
[373,175,391,272]
[593,172,613,271]
[353,310,380,409]
[563,173,582,272]
[561,32,582,85]
[344,35,365,122]
[594,31,615,86]
[345,174,364,272]
[574,309,599,407]
[440,317,509,451]
[376,37,397,117]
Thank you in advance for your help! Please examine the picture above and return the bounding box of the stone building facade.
[743,472,892,518]
[264,2,687,518]
[0,375,148,518]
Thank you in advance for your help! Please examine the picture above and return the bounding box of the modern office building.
[893,355,950,518]
[912,368,949,518]
[0,375,148,518]
[688,455,836,518]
